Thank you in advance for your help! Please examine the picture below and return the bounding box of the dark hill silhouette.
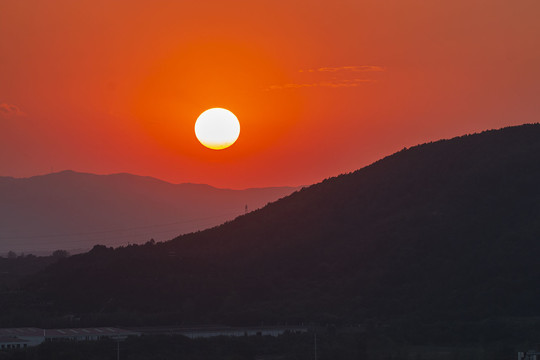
[0,171,298,254]
[26,124,540,327]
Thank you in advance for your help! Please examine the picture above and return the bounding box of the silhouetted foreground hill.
[0,171,297,254]
[28,124,540,327]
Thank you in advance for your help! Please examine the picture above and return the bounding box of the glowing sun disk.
[195,108,240,150]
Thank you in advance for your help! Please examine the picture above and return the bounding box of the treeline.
[0,324,536,360]
[0,332,357,360]
[25,124,540,325]
[3,124,540,349]
[0,251,69,290]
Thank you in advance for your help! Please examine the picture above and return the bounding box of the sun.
[195,108,240,150]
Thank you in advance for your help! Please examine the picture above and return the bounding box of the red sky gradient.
[1,0,539,189]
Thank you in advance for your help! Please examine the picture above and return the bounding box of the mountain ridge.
[15,123,540,329]
[1,169,300,191]
[0,171,299,254]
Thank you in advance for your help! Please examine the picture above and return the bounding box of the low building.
[0,336,30,350]
[0,325,306,350]
[0,327,138,349]
[0,328,44,348]
[129,325,308,339]
[44,327,138,342]
[518,350,540,360]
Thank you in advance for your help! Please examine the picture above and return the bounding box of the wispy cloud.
[299,65,385,73]
[0,103,25,118]
[267,65,384,91]
[267,79,375,90]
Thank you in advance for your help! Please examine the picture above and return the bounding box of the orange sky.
[1,0,539,188]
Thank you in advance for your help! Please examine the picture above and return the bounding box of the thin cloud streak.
[267,65,384,90]
[300,65,385,73]
[267,79,376,91]
[0,103,25,118]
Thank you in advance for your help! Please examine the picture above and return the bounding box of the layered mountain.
[0,171,298,254]
[27,124,540,327]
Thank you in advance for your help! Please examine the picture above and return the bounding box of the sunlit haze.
[1,0,539,188]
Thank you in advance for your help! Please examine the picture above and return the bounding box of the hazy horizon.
[0,171,299,254]
[2,0,539,188]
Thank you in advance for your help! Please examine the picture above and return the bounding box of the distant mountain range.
[0,171,298,254]
[10,124,540,337]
